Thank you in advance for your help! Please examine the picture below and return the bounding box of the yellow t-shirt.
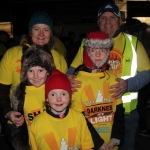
[0,46,68,98]
[29,108,94,150]
[71,71,122,149]
[71,33,150,77]
[23,84,46,127]
[53,36,67,59]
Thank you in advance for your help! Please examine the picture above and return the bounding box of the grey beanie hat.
[21,46,55,83]
[28,11,53,32]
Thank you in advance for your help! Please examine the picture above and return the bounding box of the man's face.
[97,12,122,38]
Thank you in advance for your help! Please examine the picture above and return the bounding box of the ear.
[46,98,48,102]
[119,18,122,26]
[45,98,50,106]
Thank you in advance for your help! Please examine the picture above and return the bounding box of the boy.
[71,31,125,150]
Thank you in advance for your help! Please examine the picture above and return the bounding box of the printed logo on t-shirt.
[43,131,80,150]
[83,89,114,124]
[15,59,21,74]
[82,84,116,129]
[60,138,68,150]
[108,48,123,76]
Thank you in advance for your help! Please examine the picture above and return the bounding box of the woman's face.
[30,24,51,46]
[27,66,48,87]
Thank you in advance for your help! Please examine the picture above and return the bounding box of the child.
[71,31,125,150]
[7,43,56,150]
[29,69,94,150]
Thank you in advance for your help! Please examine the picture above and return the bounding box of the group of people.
[0,2,150,150]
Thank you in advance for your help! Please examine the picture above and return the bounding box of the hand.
[107,141,116,150]
[99,143,108,150]
[110,78,127,99]
[68,74,81,93]
[5,111,24,127]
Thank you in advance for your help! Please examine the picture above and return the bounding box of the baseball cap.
[97,3,121,18]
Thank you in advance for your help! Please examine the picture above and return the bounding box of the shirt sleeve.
[70,39,84,68]
[29,124,38,150]
[51,49,68,74]
[0,49,13,84]
[126,70,150,92]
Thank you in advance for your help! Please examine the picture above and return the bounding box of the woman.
[0,11,67,143]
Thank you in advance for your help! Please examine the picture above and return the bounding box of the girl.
[7,43,55,150]
[29,69,94,150]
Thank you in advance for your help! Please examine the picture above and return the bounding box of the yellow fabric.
[70,32,150,113]
[29,109,94,150]
[0,45,68,99]
[53,36,67,59]
[71,33,150,73]
[24,84,46,127]
[51,49,68,73]
[71,71,122,149]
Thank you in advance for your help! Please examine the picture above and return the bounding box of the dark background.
[0,0,114,36]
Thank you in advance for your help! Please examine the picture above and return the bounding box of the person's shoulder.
[69,108,84,117]
[122,32,138,39]
[32,111,46,123]
[51,49,65,59]
[51,48,61,56]
[2,45,22,61]
[6,45,22,54]
[106,70,118,79]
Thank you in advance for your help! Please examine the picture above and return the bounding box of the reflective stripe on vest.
[121,33,138,113]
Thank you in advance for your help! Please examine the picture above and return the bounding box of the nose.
[33,72,39,79]
[95,50,100,57]
[56,95,62,102]
[106,17,110,23]
[39,30,44,35]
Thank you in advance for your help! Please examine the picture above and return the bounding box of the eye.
[100,16,106,21]
[100,49,106,53]
[50,92,56,97]
[90,48,95,52]
[39,69,43,72]
[62,92,66,96]
[44,28,50,32]
[28,69,33,73]
[110,16,117,20]
[33,27,39,31]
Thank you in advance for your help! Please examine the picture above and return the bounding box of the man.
[67,3,150,150]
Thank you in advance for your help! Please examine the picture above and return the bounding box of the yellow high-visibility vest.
[121,33,138,114]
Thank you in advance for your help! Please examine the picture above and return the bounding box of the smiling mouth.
[55,104,63,106]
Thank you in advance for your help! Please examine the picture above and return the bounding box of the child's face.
[46,89,70,115]
[89,48,108,65]
[27,66,48,87]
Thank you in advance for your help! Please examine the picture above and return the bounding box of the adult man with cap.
[67,2,150,150]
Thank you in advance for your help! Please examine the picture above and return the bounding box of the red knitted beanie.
[86,31,109,39]
[45,69,72,98]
